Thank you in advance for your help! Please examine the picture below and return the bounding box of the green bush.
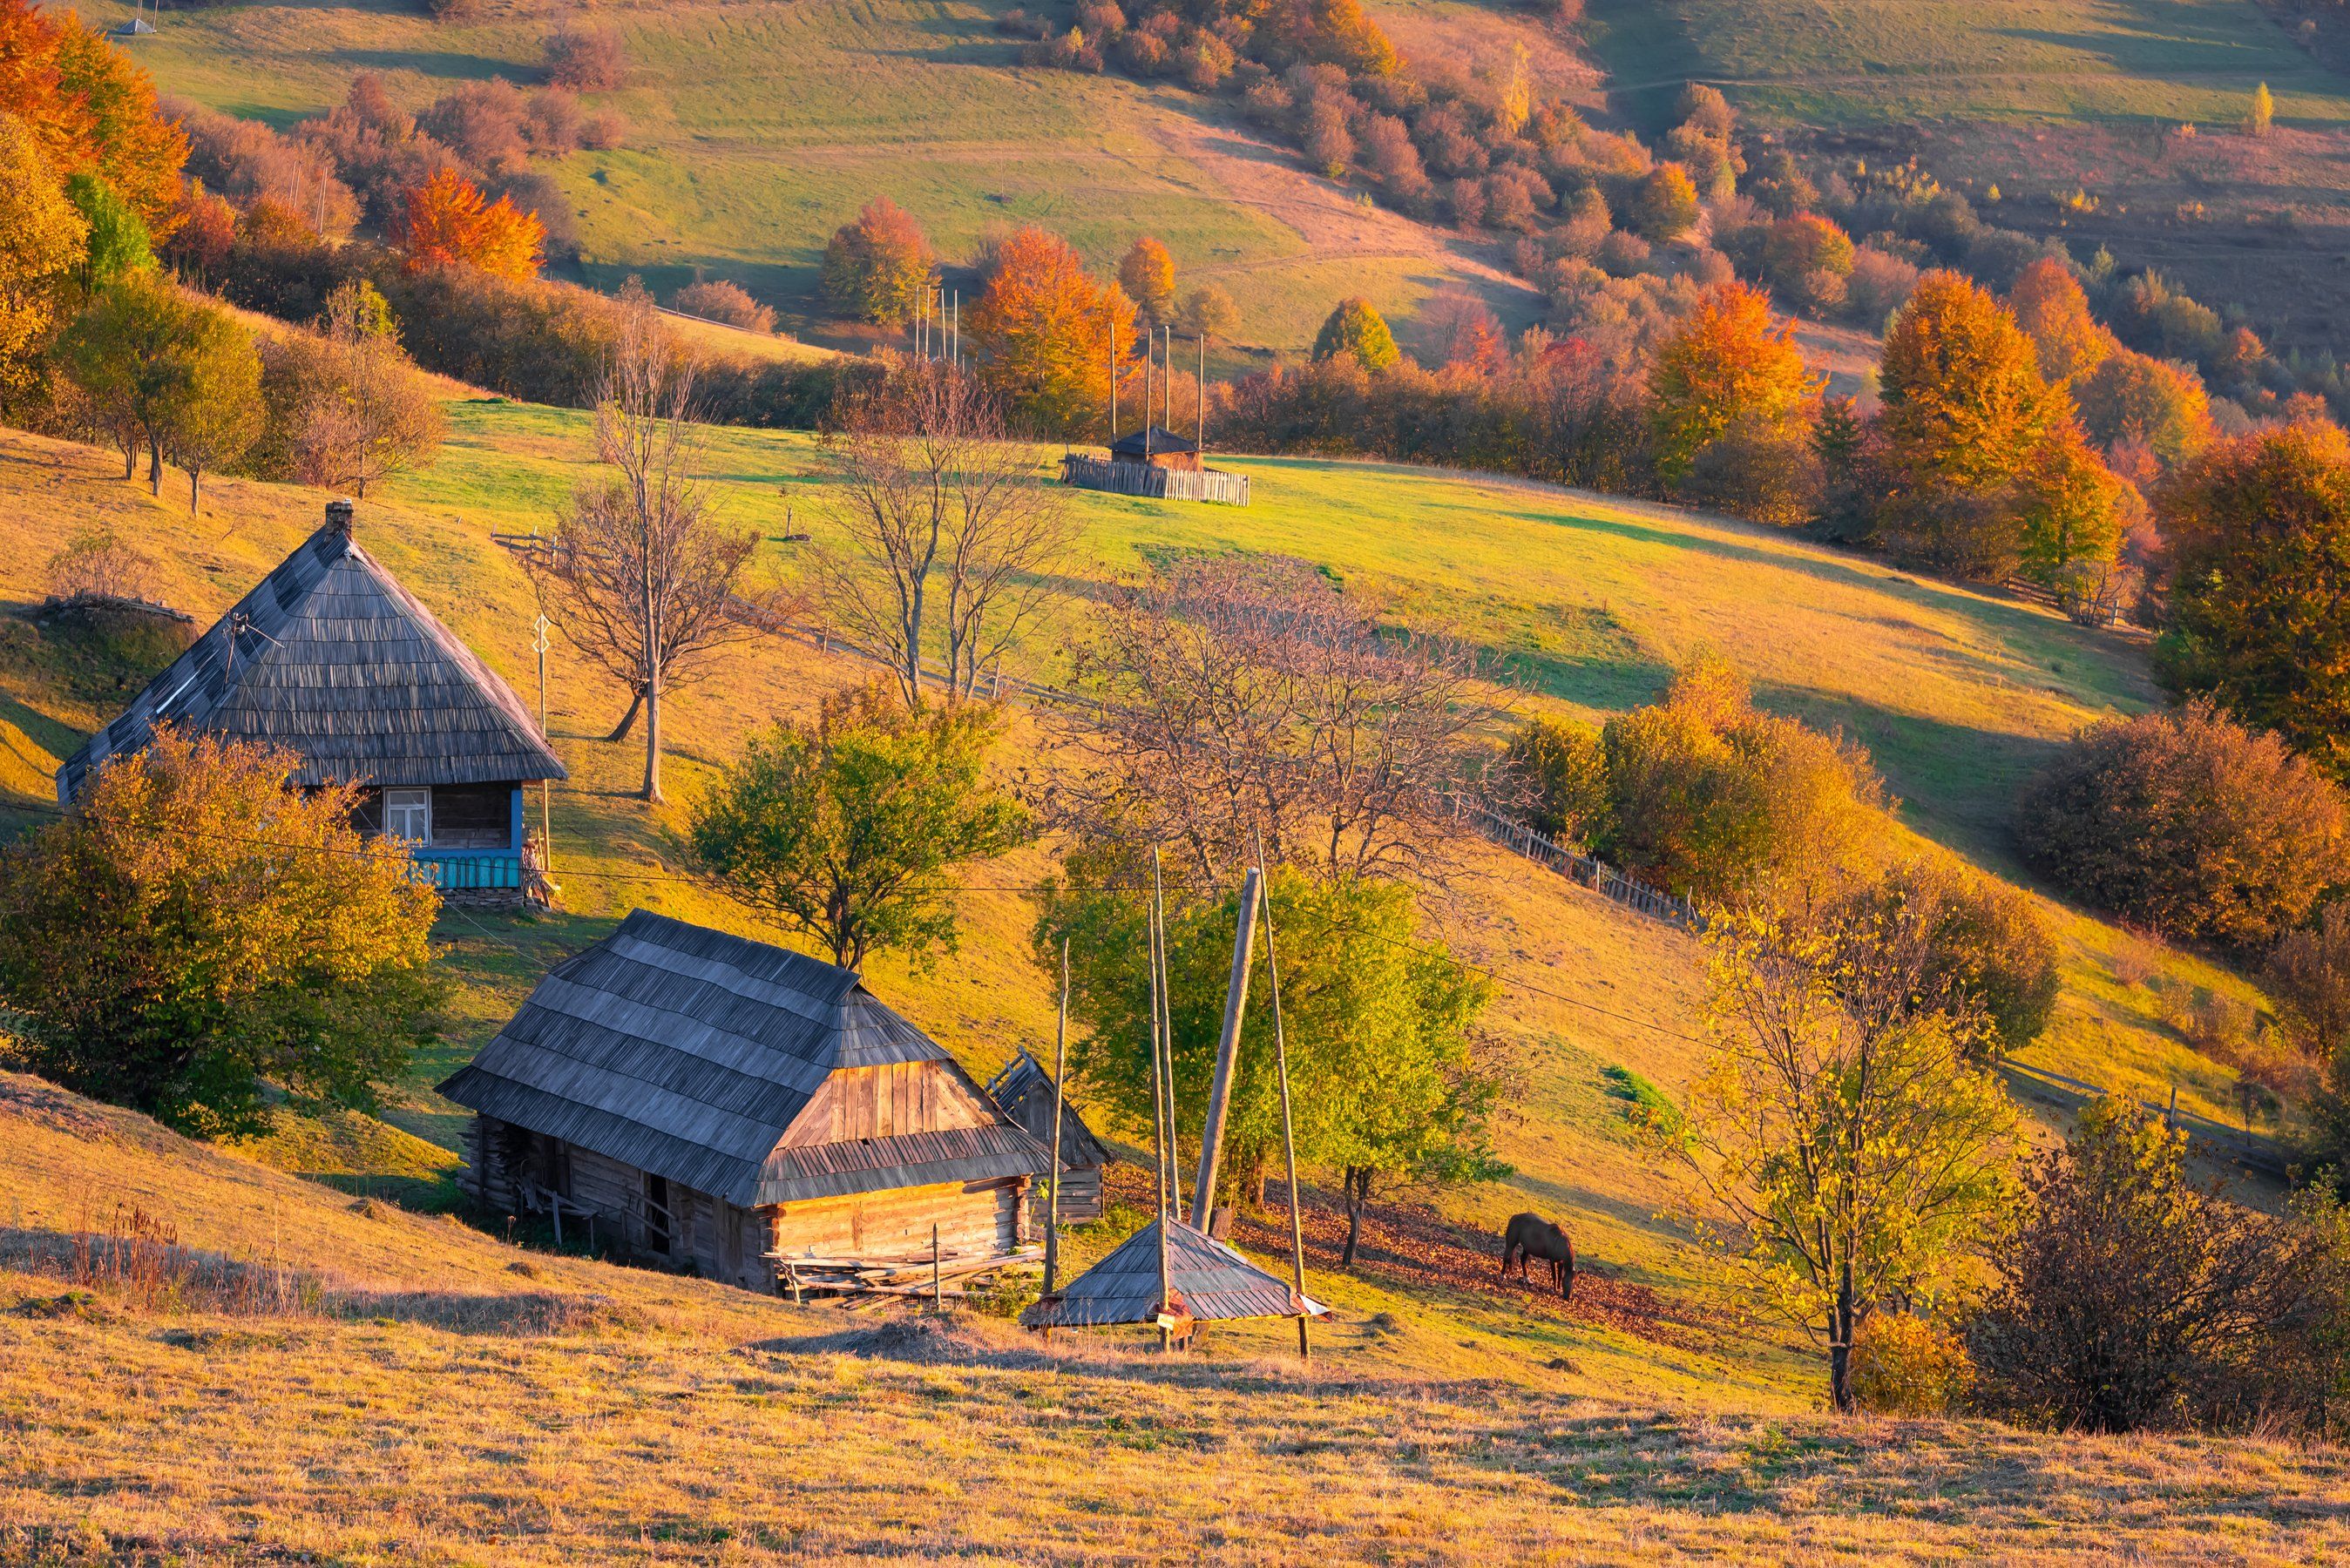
[1595,656,1886,905]
[1504,716,1607,842]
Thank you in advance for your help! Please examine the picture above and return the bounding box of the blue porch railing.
[413,852,525,890]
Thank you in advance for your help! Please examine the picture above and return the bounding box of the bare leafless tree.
[1057,554,1490,881]
[525,281,782,801]
[818,363,1073,707]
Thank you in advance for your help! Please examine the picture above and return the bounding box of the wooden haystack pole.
[1022,852,1320,1351]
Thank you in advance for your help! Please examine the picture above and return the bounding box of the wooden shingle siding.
[779,1062,999,1146]
[58,510,564,799]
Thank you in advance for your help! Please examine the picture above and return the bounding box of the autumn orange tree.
[965,226,1136,436]
[0,0,186,239]
[391,167,545,280]
[822,196,935,326]
[1649,280,1819,485]
[2008,257,2111,386]
[1119,236,1176,329]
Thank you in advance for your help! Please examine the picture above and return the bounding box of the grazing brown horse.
[1500,1212,1575,1300]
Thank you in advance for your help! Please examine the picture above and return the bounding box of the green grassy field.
[102,0,1540,360]
[0,392,2290,1294]
[1583,0,2350,131]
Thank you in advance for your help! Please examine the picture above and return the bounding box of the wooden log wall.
[766,1178,1021,1264]
[1030,1167,1103,1226]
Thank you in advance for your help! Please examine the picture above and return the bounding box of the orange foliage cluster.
[0,0,186,236]
[390,167,544,280]
[965,227,1137,436]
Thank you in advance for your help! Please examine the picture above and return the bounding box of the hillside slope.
[105,0,1545,362]
[0,399,2289,1314]
[8,1069,2350,1564]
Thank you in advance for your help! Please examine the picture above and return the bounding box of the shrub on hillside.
[1311,297,1399,371]
[1596,657,1886,905]
[1850,1313,1974,1416]
[250,281,444,496]
[1970,1098,2344,1435]
[673,279,776,335]
[0,731,443,1139]
[545,26,627,91]
[1503,717,1607,842]
[2014,701,2349,946]
[375,263,612,405]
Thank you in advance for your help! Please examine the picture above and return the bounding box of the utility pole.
[1191,867,1262,1232]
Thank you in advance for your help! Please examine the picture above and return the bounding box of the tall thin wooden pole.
[1107,317,1118,443]
[1197,330,1207,449]
[1191,867,1262,1230]
[1148,859,1173,1352]
[1254,832,1310,1360]
[533,612,552,867]
[1142,336,1153,455]
[1152,848,1181,1223]
[1044,939,1069,1301]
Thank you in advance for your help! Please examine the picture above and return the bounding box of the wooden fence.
[1062,456,1249,506]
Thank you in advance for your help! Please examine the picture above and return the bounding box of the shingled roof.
[1020,1215,1326,1329]
[1107,424,1197,457]
[57,505,565,800]
[437,910,1051,1208]
[985,1051,1110,1172]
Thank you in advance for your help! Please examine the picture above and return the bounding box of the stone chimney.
[325,497,355,537]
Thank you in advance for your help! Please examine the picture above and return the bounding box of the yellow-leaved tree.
[0,110,87,389]
[1651,890,2020,1413]
[965,226,1137,436]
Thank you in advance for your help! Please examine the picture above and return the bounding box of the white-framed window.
[383,787,431,843]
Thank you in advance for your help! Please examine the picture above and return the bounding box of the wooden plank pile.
[767,1245,1042,1311]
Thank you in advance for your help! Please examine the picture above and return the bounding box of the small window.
[644,1173,674,1257]
[383,787,430,843]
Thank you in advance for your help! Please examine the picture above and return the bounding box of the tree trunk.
[147,438,162,497]
[187,467,200,518]
[605,686,645,743]
[1829,1262,1857,1414]
[1340,1166,1368,1268]
[120,441,135,481]
[642,667,664,801]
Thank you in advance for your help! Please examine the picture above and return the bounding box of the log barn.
[438,910,1054,1292]
[984,1050,1110,1225]
[56,498,565,906]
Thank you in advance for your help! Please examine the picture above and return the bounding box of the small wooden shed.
[1107,425,1203,471]
[984,1050,1110,1225]
[438,910,1054,1291]
[57,499,565,904]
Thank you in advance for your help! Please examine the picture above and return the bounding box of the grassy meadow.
[0,391,2327,1551]
[96,0,1542,361]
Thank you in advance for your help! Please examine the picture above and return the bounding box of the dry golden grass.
[5,1072,2350,1565]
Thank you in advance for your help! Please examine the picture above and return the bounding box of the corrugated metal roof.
[984,1051,1110,1171]
[57,517,565,799]
[438,910,1052,1206]
[1021,1216,1326,1328]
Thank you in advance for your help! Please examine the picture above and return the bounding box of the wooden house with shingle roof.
[58,500,564,902]
[985,1050,1110,1224]
[438,910,1055,1290]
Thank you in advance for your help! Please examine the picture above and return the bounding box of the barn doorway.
[643,1173,674,1258]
